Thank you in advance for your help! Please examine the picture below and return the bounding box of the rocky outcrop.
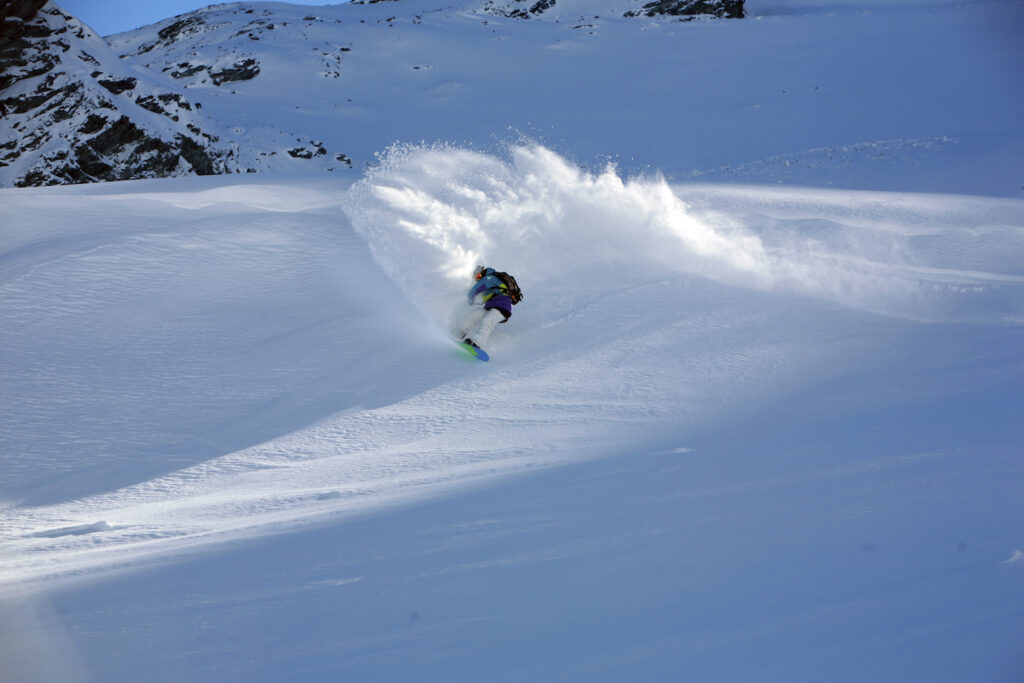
[126,11,263,87]
[624,0,744,19]
[480,0,743,20]
[1,0,57,95]
[0,1,241,187]
[480,0,556,19]
[209,58,260,86]
[134,13,210,55]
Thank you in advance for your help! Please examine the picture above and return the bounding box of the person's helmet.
[474,265,486,280]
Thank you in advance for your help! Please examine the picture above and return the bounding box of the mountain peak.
[2,0,748,188]
[0,0,243,186]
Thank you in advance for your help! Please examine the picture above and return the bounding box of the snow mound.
[31,521,111,538]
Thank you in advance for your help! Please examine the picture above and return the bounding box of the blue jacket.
[467,268,507,304]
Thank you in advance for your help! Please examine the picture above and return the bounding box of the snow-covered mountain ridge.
[2,0,748,188]
[0,0,354,187]
[8,0,1021,195]
[0,1,237,186]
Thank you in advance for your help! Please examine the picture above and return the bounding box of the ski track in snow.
[1,145,1023,593]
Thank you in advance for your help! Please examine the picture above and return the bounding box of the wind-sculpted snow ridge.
[346,143,1024,325]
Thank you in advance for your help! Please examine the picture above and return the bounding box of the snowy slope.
[2,143,1023,680]
[2,0,1024,681]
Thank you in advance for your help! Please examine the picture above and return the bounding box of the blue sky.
[59,0,342,36]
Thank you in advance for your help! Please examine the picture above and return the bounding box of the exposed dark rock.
[20,129,47,152]
[178,135,216,175]
[51,100,76,122]
[135,94,165,114]
[78,113,108,134]
[157,15,206,43]
[98,76,137,94]
[16,169,49,186]
[625,0,745,19]
[2,1,243,187]
[1,0,52,78]
[8,80,76,115]
[164,93,191,110]
[133,14,209,55]
[73,141,115,179]
[1,0,48,23]
[88,115,147,154]
[210,58,260,85]
[482,0,556,18]
[169,61,207,79]
[288,141,327,159]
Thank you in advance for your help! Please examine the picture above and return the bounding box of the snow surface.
[2,1,1024,681]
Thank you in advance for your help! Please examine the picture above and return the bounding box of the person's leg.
[456,306,487,339]
[466,308,504,347]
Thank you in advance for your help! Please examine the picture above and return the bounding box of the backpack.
[494,271,523,305]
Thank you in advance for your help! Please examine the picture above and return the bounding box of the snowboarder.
[457,265,521,350]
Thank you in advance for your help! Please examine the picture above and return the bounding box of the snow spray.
[343,143,1024,325]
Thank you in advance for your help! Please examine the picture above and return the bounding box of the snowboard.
[456,339,489,362]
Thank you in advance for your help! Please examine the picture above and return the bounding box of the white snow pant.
[460,307,504,347]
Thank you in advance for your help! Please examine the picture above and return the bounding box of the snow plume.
[682,185,1024,323]
[345,144,1024,325]
[343,143,771,324]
